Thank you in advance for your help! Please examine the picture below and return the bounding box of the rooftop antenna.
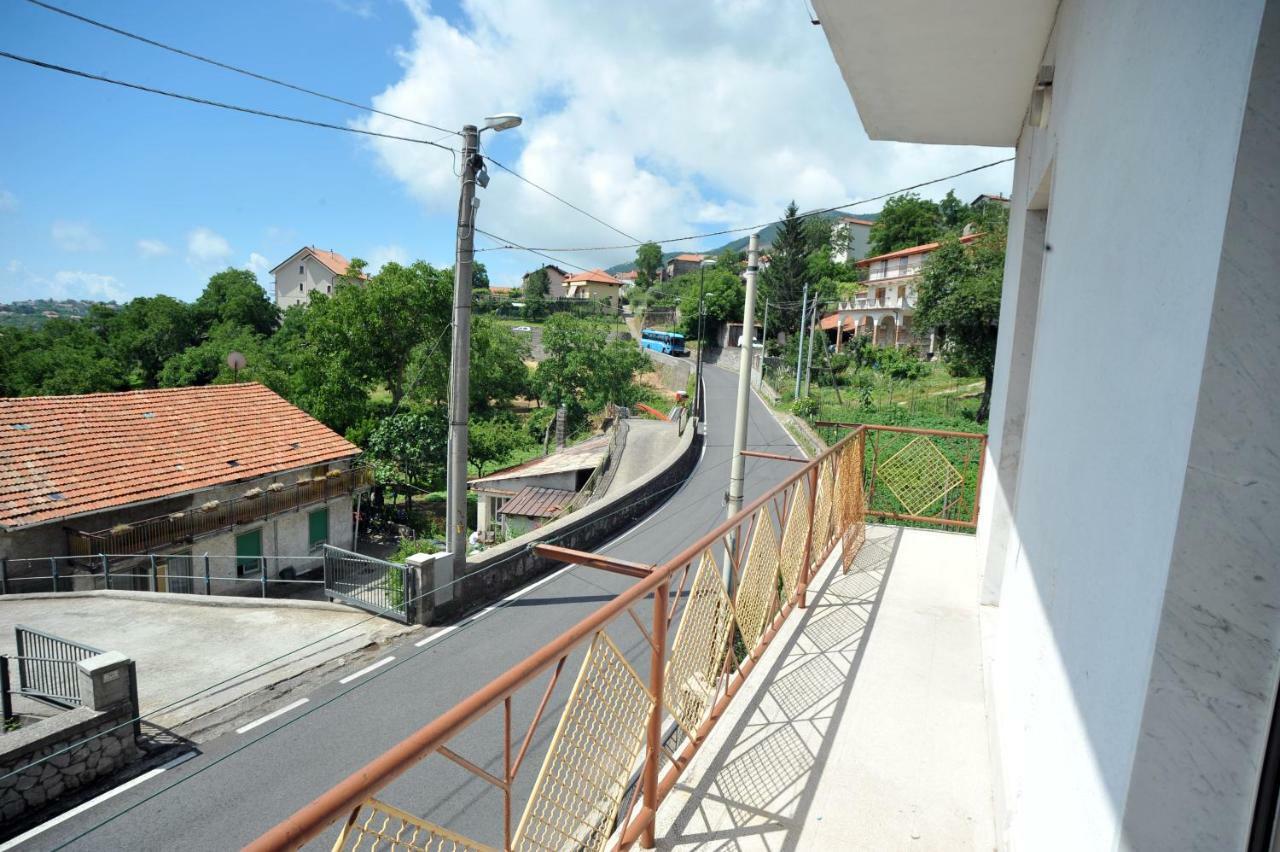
[226,351,246,383]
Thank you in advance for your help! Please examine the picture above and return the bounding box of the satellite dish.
[226,351,246,382]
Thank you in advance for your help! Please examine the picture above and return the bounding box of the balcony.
[66,466,374,558]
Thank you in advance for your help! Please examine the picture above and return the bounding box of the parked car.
[512,325,532,332]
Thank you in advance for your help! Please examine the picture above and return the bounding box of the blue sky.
[0,0,1014,304]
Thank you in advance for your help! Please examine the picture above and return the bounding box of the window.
[308,507,329,550]
[236,528,263,577]
[897,256,909,275]
[299,282,304,291]
[299,263,305,274]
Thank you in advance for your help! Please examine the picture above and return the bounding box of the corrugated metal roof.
[498,486,576,519]
[471,434,609,485]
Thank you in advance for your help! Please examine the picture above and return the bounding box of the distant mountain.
[0,298,109,329]
[606,210,879,274]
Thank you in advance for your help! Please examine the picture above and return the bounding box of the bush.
[792,395,820,418]
[526,406,556,442]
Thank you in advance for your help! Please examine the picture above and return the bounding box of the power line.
[22,0,461,138]
[484,156,642,243]
[471,156,1016,253]
[474,229,597,274]
[0,50,458,154]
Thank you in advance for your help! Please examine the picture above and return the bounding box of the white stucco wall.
[275,255,337,309]
[979,1,1269,848]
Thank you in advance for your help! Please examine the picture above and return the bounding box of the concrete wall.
[641,348,692,393]
[977,2,1272,848]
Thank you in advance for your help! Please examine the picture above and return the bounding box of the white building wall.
[979,2,1270,849]
[275,255,337,310]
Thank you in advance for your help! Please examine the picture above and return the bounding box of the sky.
[0,0,1014,304]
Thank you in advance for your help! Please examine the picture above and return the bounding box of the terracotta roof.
[0,384,359,530]
[617,270,639,280]
[563,269,622,285]
[820,313,858,332]
[471,434,609,486]
[498,486,576,519]
[670,253,707,263]
[856,233,981,266]
[270,246,365,279]
[839,217,876,227]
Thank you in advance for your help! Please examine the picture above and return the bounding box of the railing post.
[642,578,670,849]
[261,557,268,598]
[0,655,11,722]
[799,466,819,610]
[50,556,59,593]
[204,553,212,596]
[0,556,7,596]
[149,555,158,592]
[972,434,989,526]
[99,553,109,591]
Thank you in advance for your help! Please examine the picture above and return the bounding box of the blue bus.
[641,329,687,356]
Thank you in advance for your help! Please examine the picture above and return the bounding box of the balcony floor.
[653,525,995,850]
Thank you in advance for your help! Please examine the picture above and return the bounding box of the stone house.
[0,383,368,593]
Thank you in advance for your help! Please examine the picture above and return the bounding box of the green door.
[309,507,329,550]
[236,528,263,577]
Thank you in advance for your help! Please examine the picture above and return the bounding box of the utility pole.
[758,298,769,389]
[445,124,480,584]
[694,260,709,418]
[804,298,819,397]
[725,234,760,591]
[793,281,809,399]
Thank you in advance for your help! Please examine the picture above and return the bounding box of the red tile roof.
[498,486,576,519]
[856,233,981,266]
[270,246,365,279]
[820,313,858,332]
[840,217,876,227]
[563,269,623,285]
[671,253,707,263]
[0,384,359,530]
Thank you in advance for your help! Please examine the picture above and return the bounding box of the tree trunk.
[977,369,994,423]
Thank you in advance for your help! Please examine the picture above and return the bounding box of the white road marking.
[338,655,396,684]
[415,563,575,647]
[0,751,193,850]
[235,697,310,734]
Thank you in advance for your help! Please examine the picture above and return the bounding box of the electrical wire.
[21,0,461,137]
[474,229,597,274]
[469,156,1016,253]
[0,50,458,153]
[484,156,642,243]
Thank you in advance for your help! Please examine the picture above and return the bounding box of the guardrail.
[248,427,869,852]
[12,625,104,709]
[0,553,327,598]
[816,422,986,530]
[66,466,373,558]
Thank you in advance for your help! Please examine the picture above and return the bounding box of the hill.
[0,298,110,329]
[605,210,879,274]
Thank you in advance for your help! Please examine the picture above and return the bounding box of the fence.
[0,553,327,598]
[247,426,869,852]
[322,546,410,623]
[66,466,373,559]
[816,421,986,530]
[12,625,103,709]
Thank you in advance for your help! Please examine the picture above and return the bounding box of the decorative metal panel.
[777,479,812,602]
[734,508,782,649]
[665,552,736,738]
[332,798,493,852]
[876,435,964,516]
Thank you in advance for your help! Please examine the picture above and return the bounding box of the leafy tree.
[471,261,490,290]
[344,258,369,280]
[523,267,549,320]
[193,268,280,336]
[111,295,198,386]
[635,242,663,289]
[365,408,449,491]
[3,318,129,395]
[939,190,969,230]
[915,219,1008,422]
[759,201,810,336]
[158,321,280,390]
[715,248,743,272]
[468,416,531,477]
[532,315,648,426]
[867,193,943,256]
[676,268,744,342]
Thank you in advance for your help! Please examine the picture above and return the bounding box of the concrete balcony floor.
[653,525,995,850]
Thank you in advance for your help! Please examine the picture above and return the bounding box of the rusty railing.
[247,428,870,852]
[67,467,374,558]
[816,421,987,531]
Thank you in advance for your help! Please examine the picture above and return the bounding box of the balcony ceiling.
[812,0,1058,147]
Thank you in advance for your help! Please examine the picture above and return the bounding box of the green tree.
[523,267,550,320]
[759,201,810,336]
[193,268,280,336]
[677,268,744,342]
[867,193,943,256]
[532,315,648,426]
[472,261,490,289]
[365,408,450,491]
[111,295,199,386]
[158,321,281,390]
[3,318,129,395]
[635,242,663,289]
[915,220,1008,422]
[468,416,531,477]
[939,190,969,231]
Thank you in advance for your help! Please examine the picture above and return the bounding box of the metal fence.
[247,426,870,852]
[0,553,327,598]
[322,546,411,623]
[13,624,103,708]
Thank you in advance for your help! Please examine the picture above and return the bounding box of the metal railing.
[817,422,986,530]
[13,624,103,708]
[248,427,870,852]
[0,553,327,598]
[322,546,410,623]
[66,466,373,558]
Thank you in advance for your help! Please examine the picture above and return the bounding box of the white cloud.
[326,0,375,17]
[186,227,232,265]
[0,189,16,212]
[137,238,171,258]
[356,1,1014,274]
[367,243,409,273]
[51,220,104,252]
[49,270,129,303]
[244,251,272,279]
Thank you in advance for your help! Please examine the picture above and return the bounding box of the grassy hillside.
[0,298,108,328]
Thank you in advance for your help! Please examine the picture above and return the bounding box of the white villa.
[271,246,363,309]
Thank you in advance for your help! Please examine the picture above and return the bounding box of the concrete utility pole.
[804,298,818,397]
[445,124,480,583]
[758,298,769,389]
[725,234,760,589]
[793,280,809,399]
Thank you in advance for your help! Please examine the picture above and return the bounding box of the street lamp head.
[701,257,717,268]
[483,113,523,132]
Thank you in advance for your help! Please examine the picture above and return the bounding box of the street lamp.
[445,114,523,590]
[693,256,716,418]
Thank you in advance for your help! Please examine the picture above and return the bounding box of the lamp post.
[693,256,715,418]
[445,113,523,589]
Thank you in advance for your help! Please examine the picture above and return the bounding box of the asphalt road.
[20,362,800,851]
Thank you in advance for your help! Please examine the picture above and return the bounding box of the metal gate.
[14,624,103,708]
[322,545,412,623]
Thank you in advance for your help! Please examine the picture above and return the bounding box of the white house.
[816,0,1279,848]
[830,215,874,263]
[271,246,363,309]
